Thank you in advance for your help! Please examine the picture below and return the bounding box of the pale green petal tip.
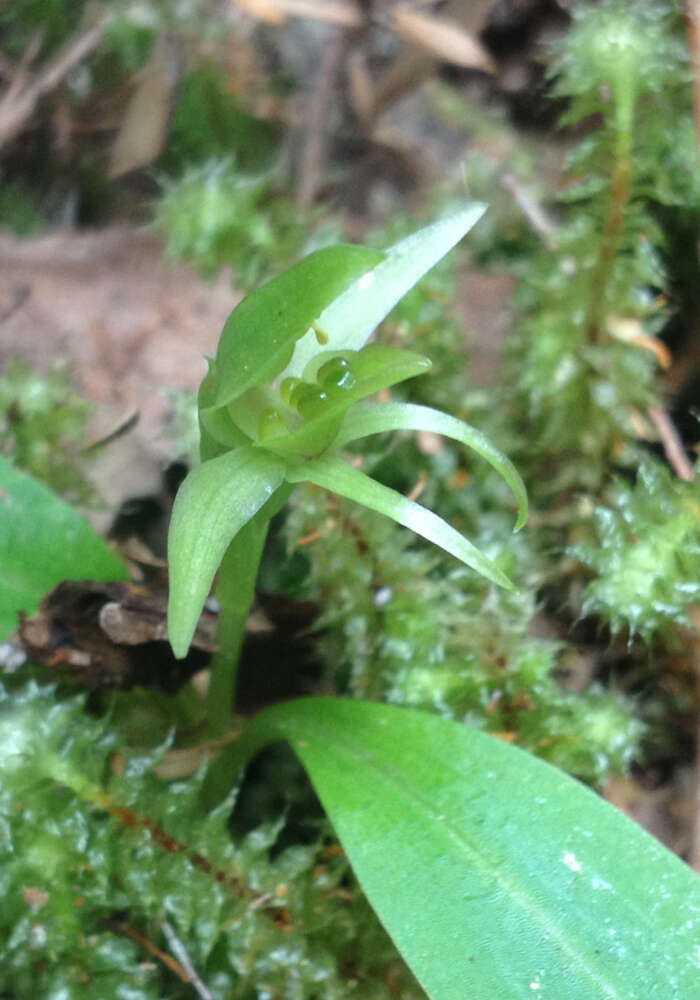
[167,601,197,660]
[511,477,529,533]
[513,504,528,534]
[168,629,190,661]
[170,637,190,661]
[493,567,516,592]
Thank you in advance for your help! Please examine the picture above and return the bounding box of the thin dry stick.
[296,24,357,209]
[0,283,30,324]
[499,172,558,251]
[647,406,695,481]
[0,50,18,81]
[111,922,191,984]
[0,31,43,120]
[0,15,108,149]
[161,918,214,1000]
[280,0,363,25]
[234,0,362,26]
[0,30,43,87]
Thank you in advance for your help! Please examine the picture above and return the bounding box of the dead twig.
[82,410,140,452]
[0,284,30,325]
[109,921,191,984]
[161,917,214,1000]
[390,4,495,74]
[0,30,43,86]
[365,0,493,128]
[108,32,183,179]
[499,171,559,251]
[407,468,428,503]
[235,0,363,27]
[0,15,108,149]
[0,51,18,82]
[297,24,358,209]
[647,406,695,482]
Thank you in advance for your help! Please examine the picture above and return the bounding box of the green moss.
[573,461,700,638]
[0,180,43,235]
[0,683,423,999]
[282,484,643,785]
[102,16,158,76]
[156,160,304,287]
[0,360,95,503]
[165,67,279,174]
[0,0,82,56]
[451,0,698,502]
[1,2,698,993]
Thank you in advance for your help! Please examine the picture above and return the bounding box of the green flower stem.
[205,516,270,738]
[204,482,296,736]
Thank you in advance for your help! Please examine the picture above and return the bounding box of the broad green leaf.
[218,698,700,1000]
[336,400,528,530]
[199,245,384,412]
[167,445,287,657]
[0,457,128,640]
[282,202,487,378]
[285,454,513,589]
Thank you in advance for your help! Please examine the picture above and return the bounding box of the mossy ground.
[1,1,699,996]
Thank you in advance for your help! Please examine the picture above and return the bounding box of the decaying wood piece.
[234,0,363,27]
[0,226,236,509]
[0,14,109,149]
[161,918,215,1000]
[499,171,559,251]
[297,25,358,208]
[647,407,695,482]
[108,33,183,179]
[391,4,496,73]
[19,577,217,689]
[366,0,495,129]
[17,566,318,702]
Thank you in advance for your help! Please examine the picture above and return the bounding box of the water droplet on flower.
[296,386,330,419]
[317,356,356,391]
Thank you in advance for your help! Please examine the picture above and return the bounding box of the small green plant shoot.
[167,204,527,733]
[0,208,697,999]
[165,208,700,1000]
[3,4,700,997]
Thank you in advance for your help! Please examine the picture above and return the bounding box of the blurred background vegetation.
[1,1,699,997]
